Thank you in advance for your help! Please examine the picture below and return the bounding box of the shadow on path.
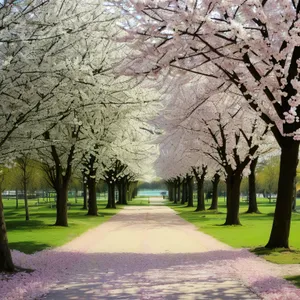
[39,250,260,300]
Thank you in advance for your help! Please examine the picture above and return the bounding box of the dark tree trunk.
[193,166,207,212]
[122,180,128,205]
[118,179,128,205]
[82,182,88,210]
[0,192,14,272]
[181,178,187,204]
[24,181,29,221]
[130,181,138,199]
[106,182,116,209]
[209,173,220,210]
[15,190,18,209]
[195,178,205,211]
[87,173,98,216]
[55,184,68,226]
[167,182,173,201]
[132,186,138,198]
[111,182,116,208]
[246,157,260,214]
[224,173,242,225]
[128,182,134,201]
[116,181,122,204]
[128,181,135,202]
[177,179,181,204]
[172,183,176,202]
[187,176,194,207]
[106,182,112,208]
[266,141,299,248]
[174,183,178,204]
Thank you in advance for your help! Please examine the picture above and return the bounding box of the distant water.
[137,189,168,196]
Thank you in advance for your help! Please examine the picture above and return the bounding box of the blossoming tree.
[115,0,300,248]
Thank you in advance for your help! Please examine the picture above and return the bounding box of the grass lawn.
[285,275,300,288]
[169,198,300,264]
[128,197,150,206]
[4,196,145,254]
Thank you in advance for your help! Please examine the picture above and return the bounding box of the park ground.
[1,196,300,299]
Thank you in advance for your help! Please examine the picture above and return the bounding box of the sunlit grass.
[169,197,300,264]
[4,196,122,254]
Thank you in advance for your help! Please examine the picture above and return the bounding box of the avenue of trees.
[0,0,159,272]
[114,0,300,249]
[155,88,275,225]
[2,0,300,273]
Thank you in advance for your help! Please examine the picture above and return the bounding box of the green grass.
[4,197,122,254]
[285,275,300,288]
[128,197,150,206]
[169,198,300,264]
[251,247,300,264]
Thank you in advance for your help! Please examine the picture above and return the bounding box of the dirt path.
[40,198,262,299]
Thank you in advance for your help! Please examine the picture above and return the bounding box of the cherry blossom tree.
[0,0,60,273]
[39,121,82,226]
[114,0,300,248]
[185,94,272,224]
[153,76,274,224]
[0,0,137,271]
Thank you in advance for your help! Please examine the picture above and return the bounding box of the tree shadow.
[6,219,46,231]
[9,241,52,254]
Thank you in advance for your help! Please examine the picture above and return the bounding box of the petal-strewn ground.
[1,198,299,299]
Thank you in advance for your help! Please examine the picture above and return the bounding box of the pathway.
[37,198,300,300]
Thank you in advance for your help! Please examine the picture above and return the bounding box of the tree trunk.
[172,183,176,202]
[209,173,220,210]
[129,182,138,200]
[187,176,194,207]
[87,174,98,216]
[15,190,18,209]
[122,180,128,205]
[127,182,133,201]
[116,182,122,204]
[82,182,88,210]
[55,184,68,226]
[171,183,176,202]
[111,182,116,208]
[75,188,78,204]
[181,178,187,204]
[174,183,178,204]
[106,182,116,209]
[177,179,181,204]
[266,141,299,248]
[167,183,172,201]
[106,182,112,208]
[117,179,128,205]
[224,173,242,225]
[128,181,136,201]
[246,158,260,214]
[24,182,29,221]
[0,192,14,272]
[132,186,138,199]
[195,177,205,211]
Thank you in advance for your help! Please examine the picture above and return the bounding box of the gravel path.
[40,198,262,300]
